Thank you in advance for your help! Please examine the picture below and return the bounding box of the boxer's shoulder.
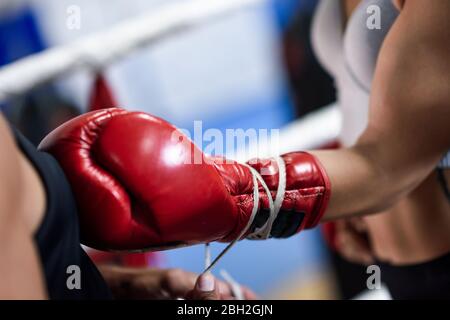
[0,116,31,228]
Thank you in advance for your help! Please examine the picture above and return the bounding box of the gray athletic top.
[311,0,449,168]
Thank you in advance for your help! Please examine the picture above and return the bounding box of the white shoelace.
[202,156,286,275]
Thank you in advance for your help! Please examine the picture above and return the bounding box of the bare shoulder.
[0,115,22,223]
[0,114,45,233]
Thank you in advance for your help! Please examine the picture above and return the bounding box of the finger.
[163,269,197,298]
[189,273,220,300]
[241,286,258,300]
[217,280,233,298]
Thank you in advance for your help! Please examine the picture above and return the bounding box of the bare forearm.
[311,141,425,221]
[311,147,387,220]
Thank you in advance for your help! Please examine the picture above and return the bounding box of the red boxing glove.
[38,108,331,251]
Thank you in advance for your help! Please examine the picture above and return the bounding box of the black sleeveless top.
[13,129,112,299]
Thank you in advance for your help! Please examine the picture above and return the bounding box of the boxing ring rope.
[0,0,342,149]
[234,103,341,162]
[0,0,263,103]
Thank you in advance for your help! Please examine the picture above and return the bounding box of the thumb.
[189,273,220,300]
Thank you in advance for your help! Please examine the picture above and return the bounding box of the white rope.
[232,103,341,163]
[220,269,244,300]
[202,156,286,274]
[439,152,450,169]
[246,156,286,240]
[203,244,243,299]
[204,243,212,270]
[0,0,263,103]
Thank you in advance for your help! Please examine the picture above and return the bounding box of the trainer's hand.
[335,218,374,265]
[99,266,256,300]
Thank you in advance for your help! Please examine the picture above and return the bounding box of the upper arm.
[359,0,450,190]
[0,114,47,299]
[0,114,46,232]
[0,114,22,224]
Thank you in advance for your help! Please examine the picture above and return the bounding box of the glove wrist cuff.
[301,152,331,230]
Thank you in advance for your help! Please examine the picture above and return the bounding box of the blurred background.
[0,0,369,299]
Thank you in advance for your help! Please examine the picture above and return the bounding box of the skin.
[98,266,257,300]
[314,0,450,264]
[0,115,46,299]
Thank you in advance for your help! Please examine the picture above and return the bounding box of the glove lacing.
[203,156,286,274]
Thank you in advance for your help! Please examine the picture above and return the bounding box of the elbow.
[352,138,419,215]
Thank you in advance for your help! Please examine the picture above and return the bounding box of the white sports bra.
[311,0,450,168]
